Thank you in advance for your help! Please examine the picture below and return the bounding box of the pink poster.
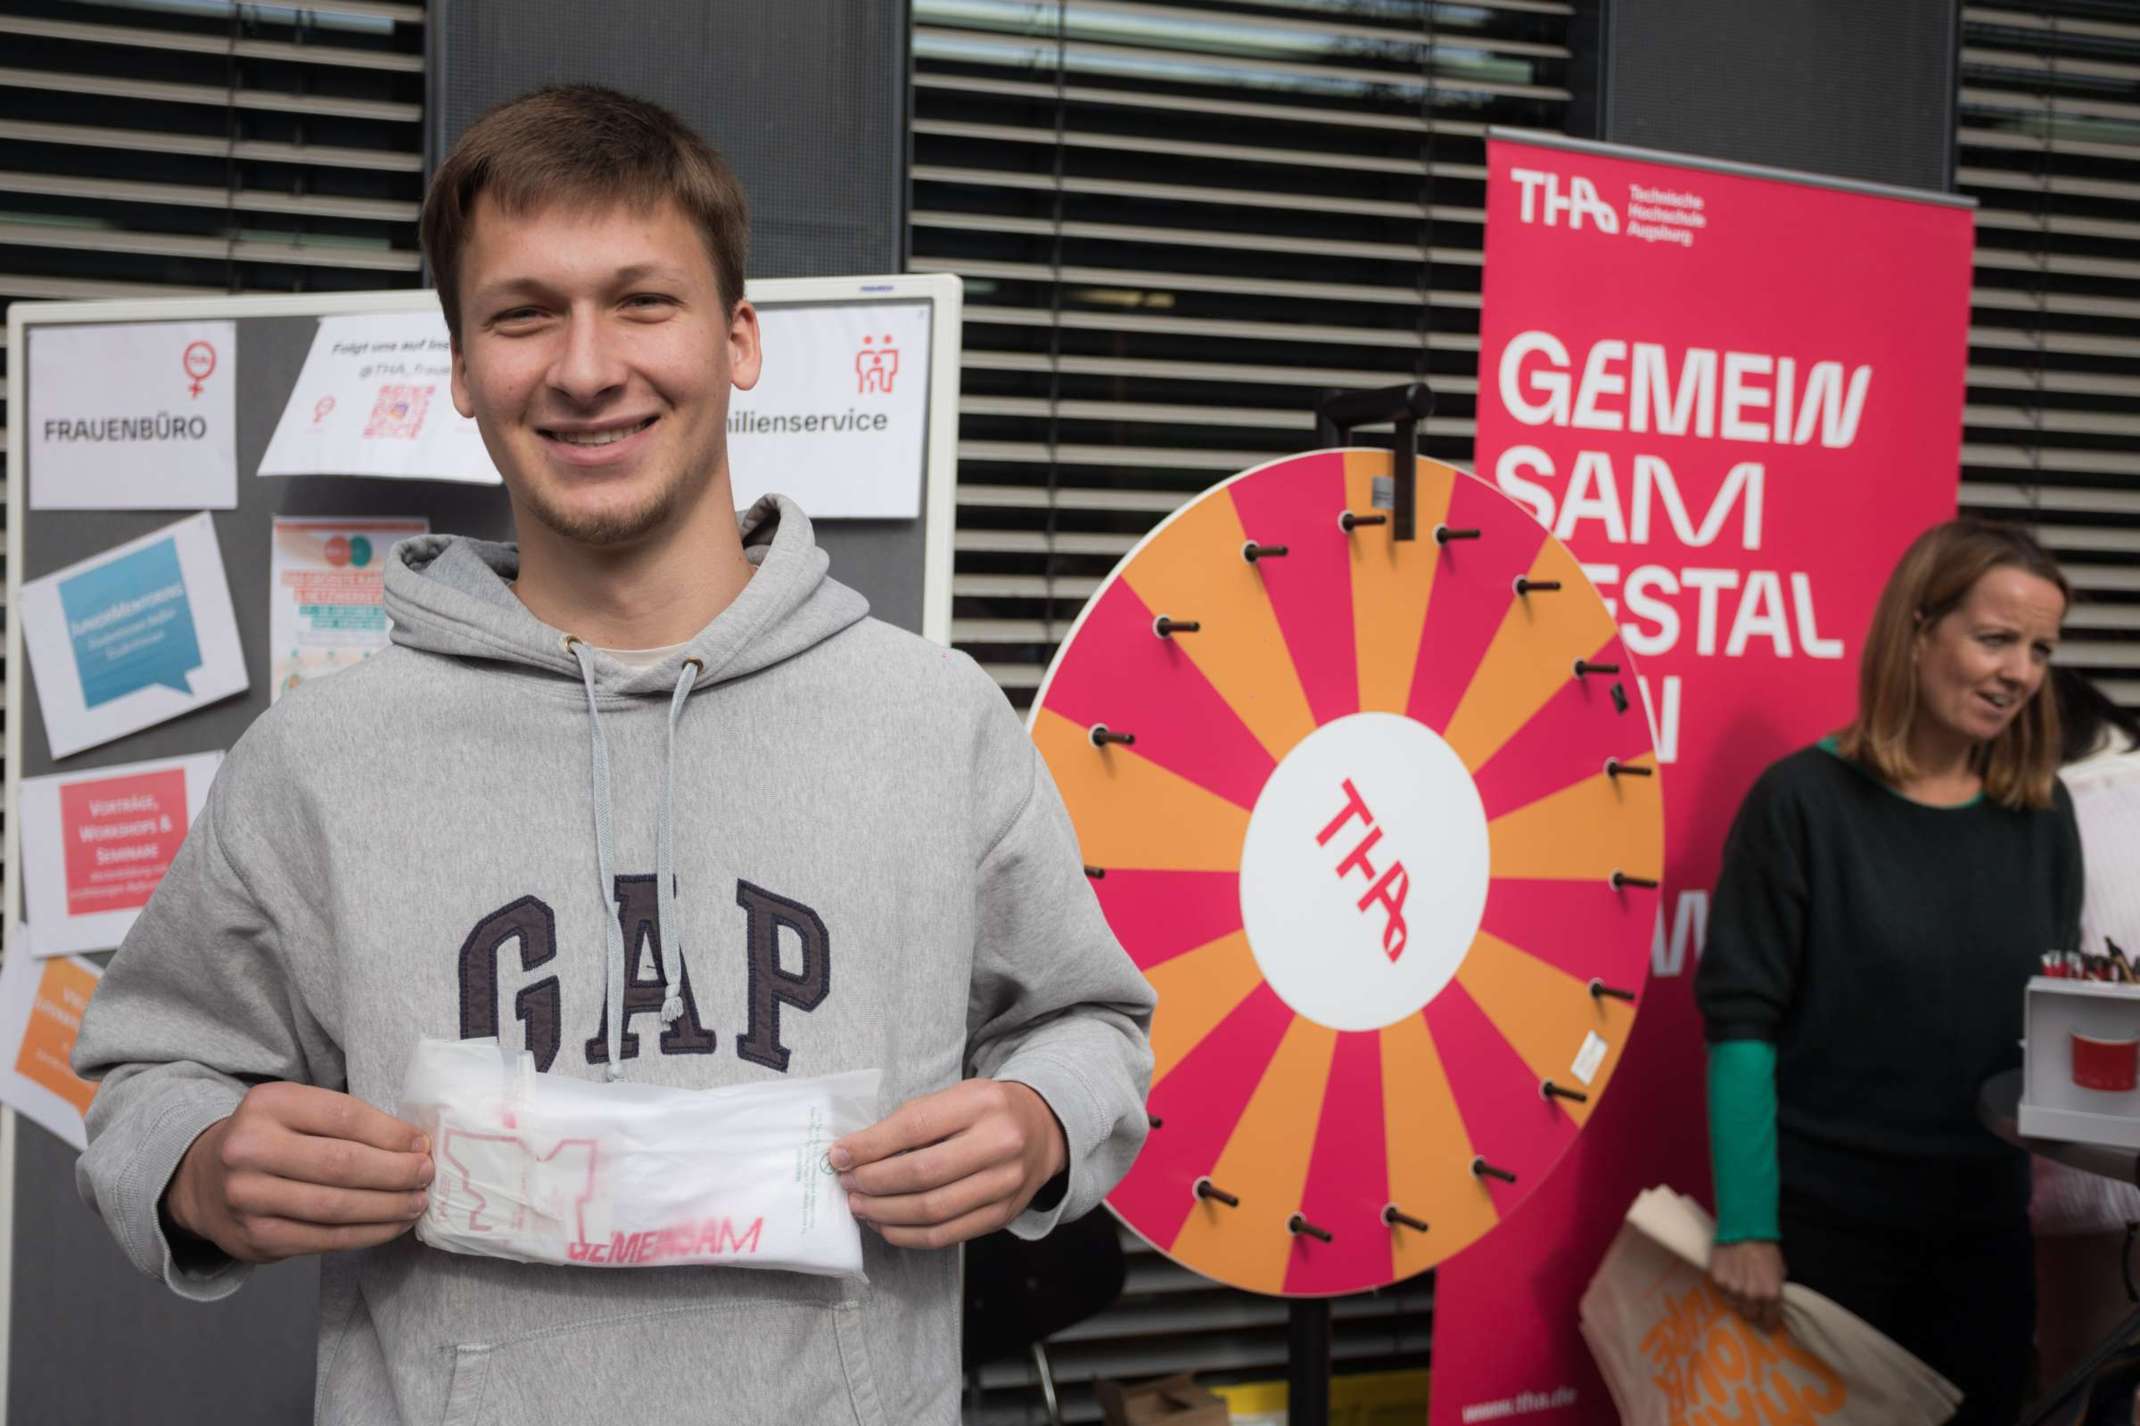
[59,767,189,918]
[20,750,221,958]
[1432,135,1973,1424]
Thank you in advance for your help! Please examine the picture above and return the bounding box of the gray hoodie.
[73,496,1155,1425]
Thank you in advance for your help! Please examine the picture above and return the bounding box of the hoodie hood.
[384,494,869,696]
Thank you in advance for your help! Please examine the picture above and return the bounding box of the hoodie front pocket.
[437,1298,887,1426]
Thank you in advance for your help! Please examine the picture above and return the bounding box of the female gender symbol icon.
[182,340,217,397]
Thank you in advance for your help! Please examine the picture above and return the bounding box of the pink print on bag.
[439,1129,599,1237]
[435,1128,767,1265]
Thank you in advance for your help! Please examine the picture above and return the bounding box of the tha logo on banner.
[1511,167,1621,232]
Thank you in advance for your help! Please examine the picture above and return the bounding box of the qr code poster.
[364,384,434,440]
[257,309,501,484]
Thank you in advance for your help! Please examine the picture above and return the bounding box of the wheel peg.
[1471,1157,1518,1185]
[1194,1177,1240,1208]
[1287,1213,1334,1244]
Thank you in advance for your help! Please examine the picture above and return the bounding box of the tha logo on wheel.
[1316,777,1409,962]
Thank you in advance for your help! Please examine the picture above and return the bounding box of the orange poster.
[14,958,97,1115]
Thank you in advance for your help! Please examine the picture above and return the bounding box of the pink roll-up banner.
[1430,134,1975,1424]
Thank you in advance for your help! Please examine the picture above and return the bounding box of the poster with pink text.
[18,751,222,957]
[1431,134,1972,1425]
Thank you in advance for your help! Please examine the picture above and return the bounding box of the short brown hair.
[1838,518,2069,810]
[421,85,749,340]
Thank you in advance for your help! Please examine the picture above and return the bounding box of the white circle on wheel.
[1237,712,1490,1032]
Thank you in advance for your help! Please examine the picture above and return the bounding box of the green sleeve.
[1708,1039,1780,1244]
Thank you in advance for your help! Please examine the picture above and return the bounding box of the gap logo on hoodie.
[456,874,829,1074]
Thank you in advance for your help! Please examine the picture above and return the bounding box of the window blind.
[0,0,426,300]
[1957,2,2140,701]
[916,0,1572,704]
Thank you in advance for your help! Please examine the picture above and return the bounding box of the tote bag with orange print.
[1580,1188,1963,1426]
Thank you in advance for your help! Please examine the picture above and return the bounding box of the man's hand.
[1709,1239,1786,1332]
[830,1079,1067,1249]
[165,1082,433,1264]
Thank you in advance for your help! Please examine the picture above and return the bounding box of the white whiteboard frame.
[0,274,962,1390]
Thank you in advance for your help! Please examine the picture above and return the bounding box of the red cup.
[2072,1032,2140,1093]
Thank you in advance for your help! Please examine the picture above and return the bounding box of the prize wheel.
[1030,449,1664,1297]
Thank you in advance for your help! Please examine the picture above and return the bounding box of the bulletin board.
[0,275,959,1423]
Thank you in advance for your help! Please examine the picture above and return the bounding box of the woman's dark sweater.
[1696,744,2081,1228]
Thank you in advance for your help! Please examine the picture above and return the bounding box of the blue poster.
[57,538,201,708]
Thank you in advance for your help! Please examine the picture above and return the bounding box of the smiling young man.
[73,86,1154,1424]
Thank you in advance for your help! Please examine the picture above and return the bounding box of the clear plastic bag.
[398,1037,879,1277]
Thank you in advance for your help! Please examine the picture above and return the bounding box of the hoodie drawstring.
[567,638,700,1081]
[657,658,701,1024]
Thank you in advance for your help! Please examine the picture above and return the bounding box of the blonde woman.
[1697,519,2079,1426]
